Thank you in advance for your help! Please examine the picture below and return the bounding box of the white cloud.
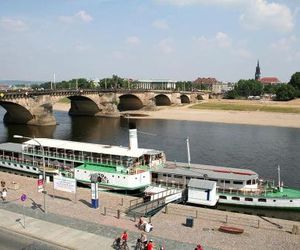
[0,18,27,31]
[195,32,252,59]
[126,36,141,45]
[196,32,232,48]
[74,43,91,51]
[76,11,93,23]
[240,0,293,32]
[155,0,241,6]
[158,38,174,54]
[234,48,252,59]
[58,16,74,24]
[152,19,169,29]
[155,0,294,32]
[215,32,232,48]
[59,10,93,24]
[271,36,296,51]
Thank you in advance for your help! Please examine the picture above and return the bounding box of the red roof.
[193,77,218,85]
[259,77,280,84]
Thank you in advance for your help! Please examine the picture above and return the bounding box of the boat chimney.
[129,122,138,150]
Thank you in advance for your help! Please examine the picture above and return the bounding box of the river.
[1,107,300,219]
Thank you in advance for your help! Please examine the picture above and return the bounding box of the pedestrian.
[1,187,7,201]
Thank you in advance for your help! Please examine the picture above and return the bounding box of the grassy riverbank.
[191,102,300,113]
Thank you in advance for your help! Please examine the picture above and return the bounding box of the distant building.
[137,79,176,90]
[255,60,261,80]
[259,77,281,85]
[193,77,218,88]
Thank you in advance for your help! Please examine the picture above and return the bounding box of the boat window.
[219,195,227,200]
[8,163,10,165]
[273,200,276,202]
[225,180,230,184]
[76,170,79,172]
[84,171,86,173]
[246,180,252,185]
[112,175,114,177]
[167,174,172,177]
[152,173,158,178]
[233,181,243,185]
[118,176,120,178]
[232,197,240,201]
[163,174,167,177]
[123,177,126,179]
[290,200,293,202]
[258,198,266,202]
[245,197,253,201]
[26,166,30,170]
[174,175,182,179]
[14,164,17,167]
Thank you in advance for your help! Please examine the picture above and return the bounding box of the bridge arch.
[180,94,190,104]
[0,101,33,124]
[118,94,143,111]
[67,96,101,116]
[197,94,204,100]
[154,94,171,106]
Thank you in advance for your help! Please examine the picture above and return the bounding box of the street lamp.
[14,135,47,213]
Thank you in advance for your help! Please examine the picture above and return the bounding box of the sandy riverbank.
[53,100,300,128]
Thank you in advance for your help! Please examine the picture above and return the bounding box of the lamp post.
[14,135,47,213]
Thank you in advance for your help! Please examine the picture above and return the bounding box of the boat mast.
[277,165,280,188]
[186,137,191,168]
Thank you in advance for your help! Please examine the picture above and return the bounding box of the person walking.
[1,187,7,201]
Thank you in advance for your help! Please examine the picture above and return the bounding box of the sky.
[0,0,299,83]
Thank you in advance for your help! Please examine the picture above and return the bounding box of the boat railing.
[22,149,140,169]
[217,187,275,197]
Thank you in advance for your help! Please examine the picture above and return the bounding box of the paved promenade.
[0,171,300,250]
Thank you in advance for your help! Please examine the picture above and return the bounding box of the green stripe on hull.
[218,202,300,211]
[77,179,149,190]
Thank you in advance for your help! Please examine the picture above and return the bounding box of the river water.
[0,108,300,219]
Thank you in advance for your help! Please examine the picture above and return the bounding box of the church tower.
[255,60,261,80]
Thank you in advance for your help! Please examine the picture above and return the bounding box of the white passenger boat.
[151,162,300,210]
[0,128,165,190]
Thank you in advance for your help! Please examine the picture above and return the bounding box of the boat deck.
[264,188,300,199]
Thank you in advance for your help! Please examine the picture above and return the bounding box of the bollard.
[120,198,124,206]
[292,225,299,235]
[165,206,168,214]
[103,207,106,216]
[133,213,136,222]
[257,219,260,229]
[149,216,152,223]
[196,210,198,219]
[117,209,120,219]
[225,215,228,224]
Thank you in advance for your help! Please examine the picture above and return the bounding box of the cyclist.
[146,239,154,250]
[195,244,204,250]
[121,230,128,243]
[140,233,147,247]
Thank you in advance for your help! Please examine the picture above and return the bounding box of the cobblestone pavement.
[0,201,207,250]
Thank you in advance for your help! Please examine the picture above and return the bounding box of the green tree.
[275,84,295,101]
[234,79,263,97]
[289,72,300,97]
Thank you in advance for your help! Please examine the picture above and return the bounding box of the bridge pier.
[3,105,57,126]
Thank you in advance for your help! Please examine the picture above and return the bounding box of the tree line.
[225,72,300,101]
[30,72,300,101]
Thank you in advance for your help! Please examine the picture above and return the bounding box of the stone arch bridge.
[0,89,208,126]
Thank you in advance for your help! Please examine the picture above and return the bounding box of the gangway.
[127,186,186,217]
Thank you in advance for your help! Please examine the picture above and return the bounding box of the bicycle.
[120,240,129,250]
[135,238,146,250]
[113,237,129,250]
